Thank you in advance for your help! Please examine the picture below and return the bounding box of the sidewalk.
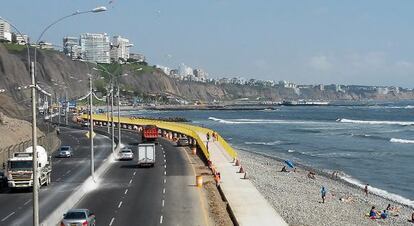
[198,133,288,226]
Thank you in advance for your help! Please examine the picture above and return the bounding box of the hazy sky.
[2,1,414,87]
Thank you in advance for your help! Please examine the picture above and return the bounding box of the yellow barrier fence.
[80,114,237,160]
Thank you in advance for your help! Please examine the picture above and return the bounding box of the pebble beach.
[237,150,414,226]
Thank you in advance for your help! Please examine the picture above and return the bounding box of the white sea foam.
[287,149,295,153]
[245,141,281,146]
[340,174,414,208]
[337,118,414,126]
[208,117,317,124]
[390,138,414,144]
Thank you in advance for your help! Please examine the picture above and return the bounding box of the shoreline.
[237,149,414,226]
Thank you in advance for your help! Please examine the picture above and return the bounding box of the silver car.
[61,209,96,226]
[58,146,73,158]
[119,148,134,160]
[177,138,189,146]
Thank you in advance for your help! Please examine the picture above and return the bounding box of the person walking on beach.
[206,132,210,142]
[364,184,369,196]
[321,186,327,203]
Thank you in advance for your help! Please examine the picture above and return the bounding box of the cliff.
[1,43,413,118]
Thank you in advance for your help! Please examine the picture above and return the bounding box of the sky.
[2,0,414,87]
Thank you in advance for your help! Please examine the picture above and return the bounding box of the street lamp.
[30,6,106,226]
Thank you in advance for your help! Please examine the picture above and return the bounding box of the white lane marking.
[118,201,123,208]
[162,199,165,207]
[56,178,61,181]
[163,179,166,184]
[164,165,166,169]
[163,188,165,194]
[124,189,128,195]
[164,171,166,176]
[160,215,163,224]
[164,159,166,163]
[66,170,71,174]
[129,179,133,184]
[1,212,15,222]
[163,154,166,158]
[133,171,136,176]
[109,217,115,226]
[23,200,31,206]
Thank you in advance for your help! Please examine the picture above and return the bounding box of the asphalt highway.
[75,130,210,226]
[0,126,113,226]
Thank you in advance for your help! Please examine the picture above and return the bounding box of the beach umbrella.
[284,160,294,168]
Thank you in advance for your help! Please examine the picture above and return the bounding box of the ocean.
[127,101,414,207]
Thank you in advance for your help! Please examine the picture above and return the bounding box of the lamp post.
[89,76,94,179]
[30,6,107,226]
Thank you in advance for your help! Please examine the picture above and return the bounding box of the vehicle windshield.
[64,211,86,220]
[60,147,70,151]
[9,161,33,170]
[121,149,132,153]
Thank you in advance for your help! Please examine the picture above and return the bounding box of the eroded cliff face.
[1,43,413,118]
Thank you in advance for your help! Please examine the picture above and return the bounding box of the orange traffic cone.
[238,166,245,173]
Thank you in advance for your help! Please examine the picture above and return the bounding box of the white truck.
[6,146,52,189]
[137,143,155,167]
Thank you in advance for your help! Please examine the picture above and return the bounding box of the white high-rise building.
[80,33,110,63]
[0,19,12,42]
[178,63,193,77]
[110,36,132,62]
[12,33,29,45]
[63,36,81,59]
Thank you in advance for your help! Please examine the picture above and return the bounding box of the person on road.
[206,132,210,141]
[321,186,327,203]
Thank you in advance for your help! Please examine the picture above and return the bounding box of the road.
[0,126,113,226]
[75,130,210,226]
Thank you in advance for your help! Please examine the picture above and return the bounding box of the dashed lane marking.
[164,171,166,176]
[124,189,128,195]
[129,179,133,184]
[160,215,163,224]
[162,199,165,207]
[1,212,15,222]
[163,179,166,184]
[109,217,115,226]
[23,200,31,206]
[56,178,61,181]
[163,188,165,194]
[118,201,123,208]
[164,165,166,169]
[133,171,136,176]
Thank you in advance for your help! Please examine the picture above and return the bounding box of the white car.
[119,148,134,161]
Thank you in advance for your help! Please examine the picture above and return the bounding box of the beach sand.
[237,150,414,226]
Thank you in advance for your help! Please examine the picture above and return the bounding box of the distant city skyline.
[1,0,414,87]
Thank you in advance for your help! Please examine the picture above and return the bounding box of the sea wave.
[208,117,317,124]
[337,118,414,126]
[245,141,281,146]
[340,173,414,208]
[287,149,295,153]
[390,138,414,144]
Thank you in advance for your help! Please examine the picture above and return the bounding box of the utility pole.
[117,82,121,146]
[111,81,115,153]
[89,77,94,178]
[31,61,39,226]
[106,88,110,133]
[65,91,68,125]
[58,93,61,129]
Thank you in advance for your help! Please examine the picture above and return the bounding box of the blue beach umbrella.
[284,160,294,168]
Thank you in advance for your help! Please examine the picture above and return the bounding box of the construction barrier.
[196,175,203,188]
[80,114,239,160]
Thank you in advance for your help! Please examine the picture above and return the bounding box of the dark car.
[58,146,73,158]
[61,209,96,226]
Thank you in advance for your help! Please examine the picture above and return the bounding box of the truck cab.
[6,146,52,189]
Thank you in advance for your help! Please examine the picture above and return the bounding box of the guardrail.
[79,114,238,160]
